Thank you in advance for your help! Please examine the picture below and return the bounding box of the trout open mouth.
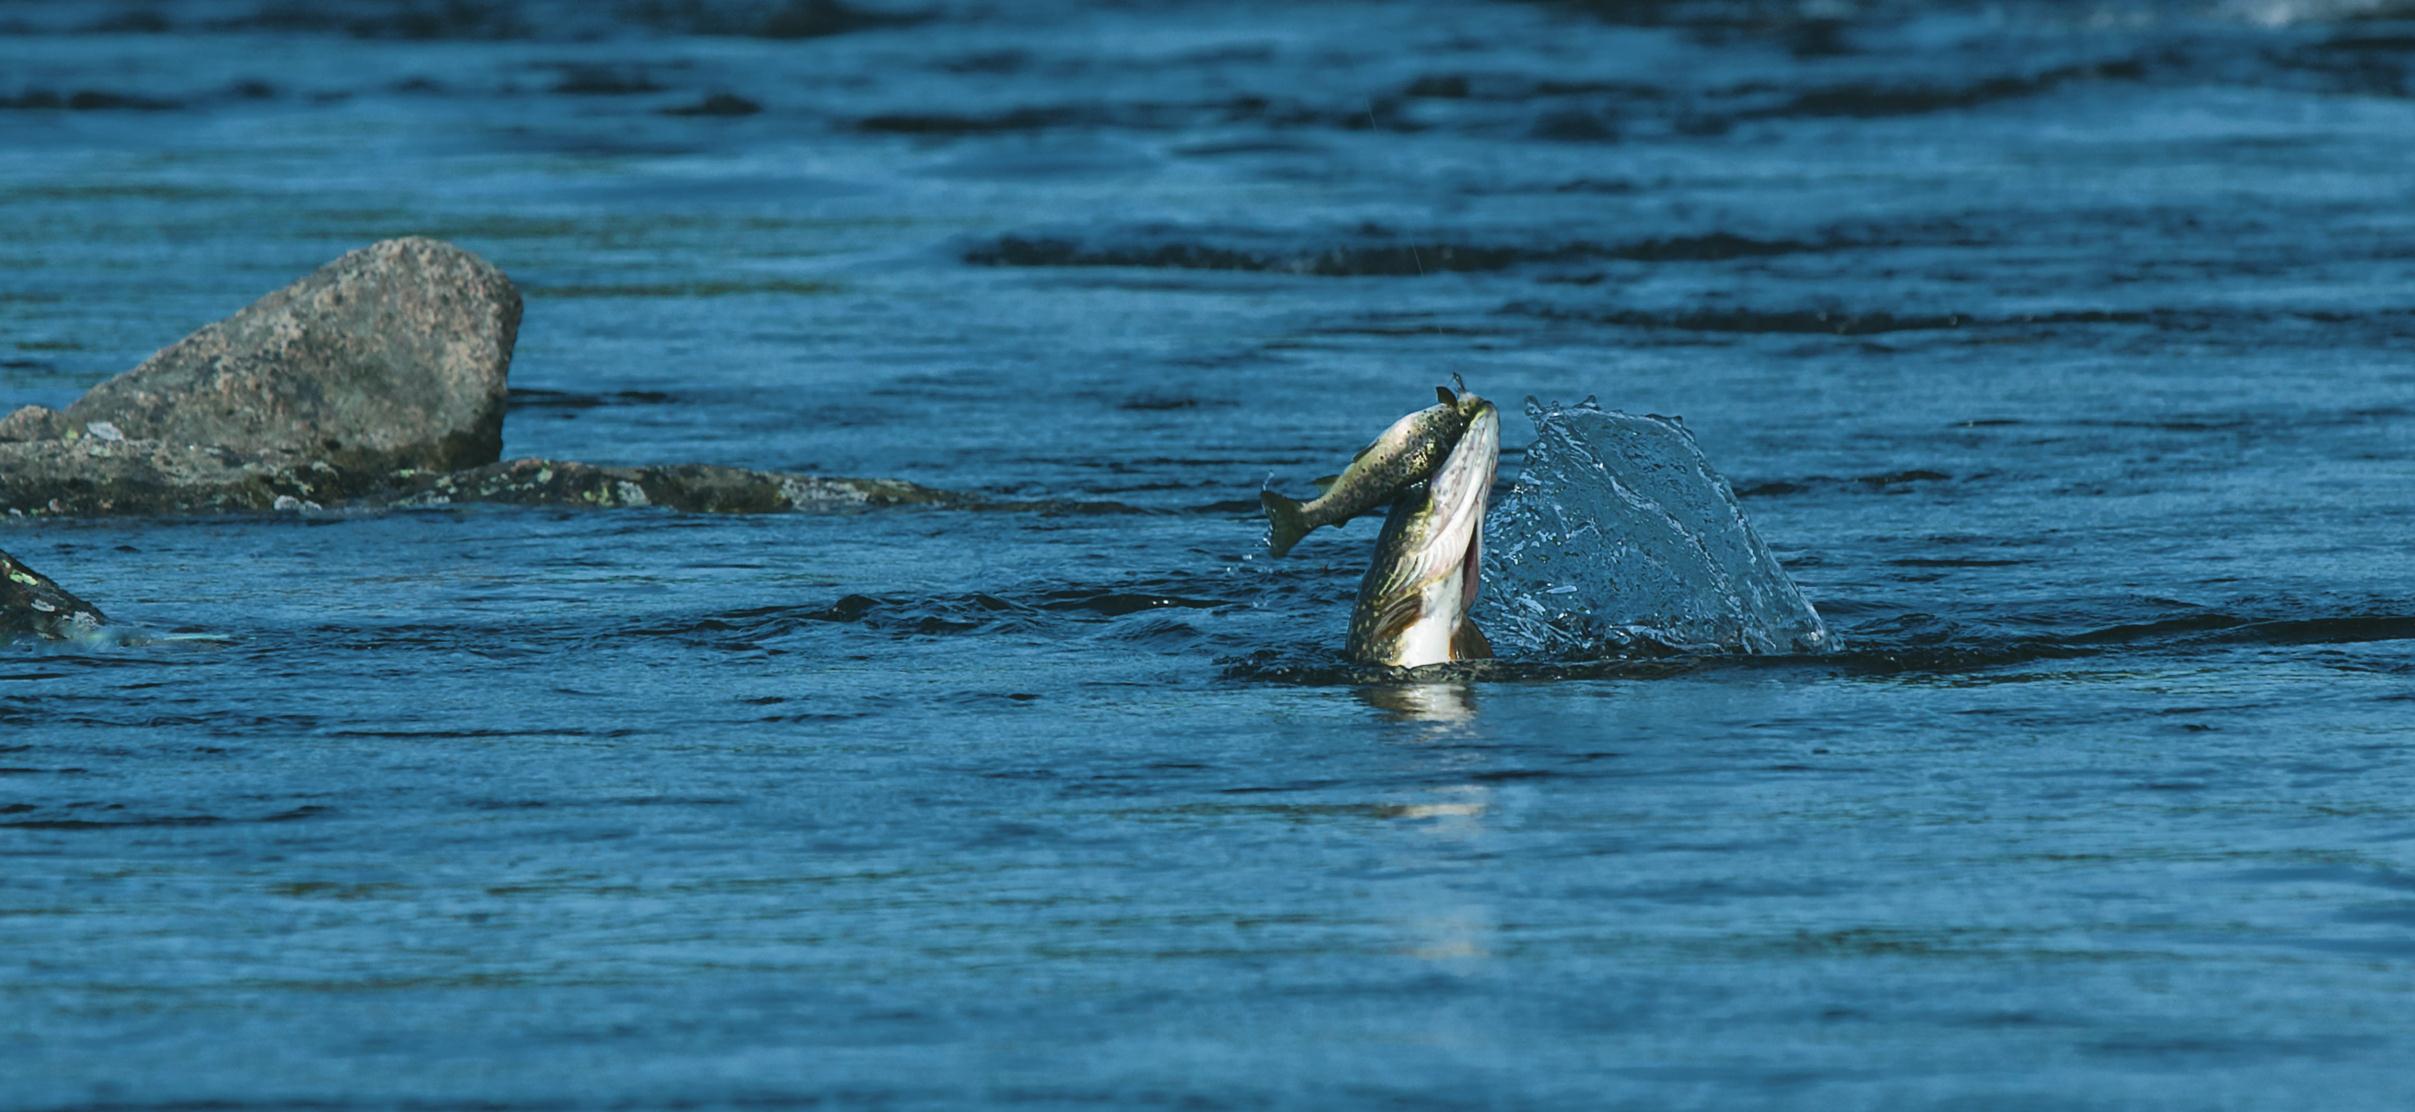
[1345,399,1499,668]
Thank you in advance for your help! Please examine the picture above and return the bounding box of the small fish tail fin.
[1260,490,1312,557]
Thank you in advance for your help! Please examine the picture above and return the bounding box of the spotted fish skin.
[1260,387,1486,558]
[1345,399,1499,667]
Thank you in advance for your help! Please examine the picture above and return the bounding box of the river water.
[4,1,2413,1107]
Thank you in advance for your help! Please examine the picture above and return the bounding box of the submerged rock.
[379,458,967,512]
[0,547,105,641]
[0,439,329,516]
[1485,397,1833,656]
[1,237,520,474]
[0,447,962,518]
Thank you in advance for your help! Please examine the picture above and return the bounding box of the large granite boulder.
[1,237,519,473]
[0,237,979,520]
[0,547,105,641]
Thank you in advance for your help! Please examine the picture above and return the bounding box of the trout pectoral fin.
[1451,620,1491,661]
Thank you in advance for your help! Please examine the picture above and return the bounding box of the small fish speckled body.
[1260,387,1488,557]
[1346,397,1499,667]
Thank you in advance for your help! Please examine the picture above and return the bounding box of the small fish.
[1346,397,1499,667]
[1261,385,1488,557]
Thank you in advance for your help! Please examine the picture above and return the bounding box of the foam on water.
[1484,397,1834,658]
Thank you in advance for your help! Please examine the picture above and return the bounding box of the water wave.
[967,225,1878,277]
[1221,608,2415,684]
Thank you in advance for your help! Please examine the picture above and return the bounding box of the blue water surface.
[3,1,2413,1107]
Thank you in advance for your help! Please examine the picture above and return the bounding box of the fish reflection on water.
[1358,679,1482,725]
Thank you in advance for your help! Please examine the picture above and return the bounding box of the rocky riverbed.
[1,236,964,636]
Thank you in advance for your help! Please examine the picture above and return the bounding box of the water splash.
[1482,397,1835,658]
